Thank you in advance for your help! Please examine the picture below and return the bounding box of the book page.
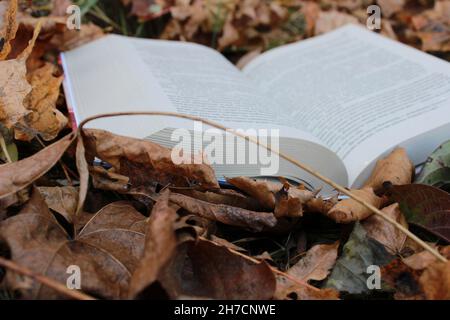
[62,34,347,190]
[243,24,450,186]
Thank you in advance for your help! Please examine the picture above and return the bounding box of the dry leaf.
[0,189,147,299]
[158,239,276,300]
[362,203,408,254]
[83,129,219,190]
[275,275,340,300]
[314,10,359,35]
[419,261,450,300]
[37,186,79,223]
[128,191,178,299]
[327,187,384,223]
[227,177,315,217]
[377,0,405,18]
[0,132,75,200]
[364,148,414,191]
[0,0,18,60]
[218,16,239,50]
[169,193,277,232]
[287,242,339,282]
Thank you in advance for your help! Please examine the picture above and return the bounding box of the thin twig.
[0,257,96,300]
[0,134,13,163]
[199,237,322,293]
[78,111,448,263]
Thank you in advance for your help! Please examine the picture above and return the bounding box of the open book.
[61,24,450,192]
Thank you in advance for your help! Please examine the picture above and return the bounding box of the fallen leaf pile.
[0,0,449,301]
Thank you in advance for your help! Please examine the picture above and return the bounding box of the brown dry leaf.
[314,10,359,35]
[158,239,276,299]
[227,177,315,217]
[50,22,104,51]
[0,19,68,141]
[37,186,79,223]
[218,16,239,50]
[274,275,340,300]
[0,189,147,299]
[364,148,414,191]
[327,187,384,223]
[0,132,75,200]
[419,261,450,300]
[128,191,178,299]
[0,0,18,60]
[83,129,219,190]
[305,197,338,214]
[361,203,408,255]
[411,0,450,52]
[236,48,261,69]
[377,0,405,18]
[286,242,339,284]
[173,189,261,211]
[16,62,67,141]
[403,245,450,270]
[169,193,277,232]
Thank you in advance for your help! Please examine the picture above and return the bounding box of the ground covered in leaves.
[0,0,449,300]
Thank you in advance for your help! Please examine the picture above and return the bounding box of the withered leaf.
[83,129,219,190]
[274,279,340,300]
[158,239,276,300]
[327,187,384,223]
[419,261,450,300]
[325,223,394,294]
[169,193,277,232]
[362,203,408,255]
[0,0,18,60]
[286,242,339,283]
[0,132,75,200]
[227,177,315,217]
[0,189,147,299]
[37,186,79,223]
[386,184,450,242]
[364,148,414,191]
[128,191,178,299]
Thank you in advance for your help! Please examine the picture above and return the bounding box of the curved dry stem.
[0,257,96,300]
[78,111,447,263]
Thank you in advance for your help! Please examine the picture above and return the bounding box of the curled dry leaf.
[0,0,18,60]
[0,189,147,299]
[363,148,414,191]
[227,177,315,217]
[327,187,384,223]
[276,242,339,299]
[83,129,219,190]
[169,193,277,232]
[286,242,339,283]
[158,239,276,300]
[419,261,450,300]
[314,10,359,35]
[385,184,450,242]
[361,203,408,255]
[37,186,79,223]
[0,20,67,141]
[274,279,340,300]
[129,191,178,299]
[305,197,338,214]
[172,189,261,211]
[0,132,75,200]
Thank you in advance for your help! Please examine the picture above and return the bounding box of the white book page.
[243,24,450,186]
